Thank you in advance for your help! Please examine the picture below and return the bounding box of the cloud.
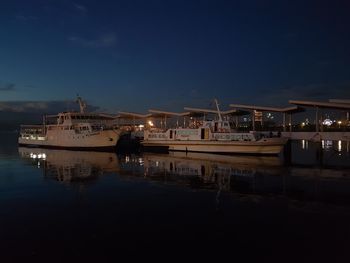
[0,83,16,91]
[15,14,38,21]
[73,3,88,14]
[0,100,100,114]
[68,33,117,48]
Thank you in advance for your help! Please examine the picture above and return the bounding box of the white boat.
[18,96,121,150]
[141,100,288,155]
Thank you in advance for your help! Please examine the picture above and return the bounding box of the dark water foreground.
[1,133,350,262]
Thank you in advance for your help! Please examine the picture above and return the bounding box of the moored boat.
[141,100,288,155]
[18,96,121,150]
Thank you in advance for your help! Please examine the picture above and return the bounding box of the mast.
[76,95,87,114]
[214,99,222,121]
[43,115,46,135]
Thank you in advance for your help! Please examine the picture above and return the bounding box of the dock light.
[301,122,305,127]
[338,121,342,128]
[323,119,333,126]
[148,121,154,127]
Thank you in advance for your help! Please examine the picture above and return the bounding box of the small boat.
[18,96,121,150]
[141,100,288,155]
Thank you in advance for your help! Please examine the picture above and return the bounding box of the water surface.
[1,133,350,261]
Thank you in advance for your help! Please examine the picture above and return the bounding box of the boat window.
[214,122,218,132]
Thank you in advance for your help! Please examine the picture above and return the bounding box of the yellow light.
[338,121,342,125]
[148,121,154,127]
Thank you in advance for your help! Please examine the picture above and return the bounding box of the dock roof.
[117,111,152,119]
[289,100,350,110]
[148,109,190,118]
[183,107,249,116]
[329,99,350,104]
[229,104,301,113]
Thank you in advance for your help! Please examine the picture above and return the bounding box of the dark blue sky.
[1,0,350,113]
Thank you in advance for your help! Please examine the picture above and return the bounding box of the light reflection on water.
[17,144,350,205]
[300,139,350,153]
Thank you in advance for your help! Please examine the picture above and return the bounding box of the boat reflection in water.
[138,152,284,192]
[120,152,350,206]
[18,147,350,206]
[18,147,119,183]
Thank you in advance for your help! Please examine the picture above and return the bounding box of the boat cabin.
[202,120,235,133]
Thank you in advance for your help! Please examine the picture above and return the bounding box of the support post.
[252,110,255,131]
[289,113,292,132]
[320,109,323,132]
[283,112,286,132]
[315,107,319,132]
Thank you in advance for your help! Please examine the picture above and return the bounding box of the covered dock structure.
[183,107,249,128]
[229,103,303,131]
[117,111,152,127]
[146,107,249,129]
[289,100,350,132]
[148,109,191,128]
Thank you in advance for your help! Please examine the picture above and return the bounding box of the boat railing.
[19,125,46,140]
[20,125,45,133]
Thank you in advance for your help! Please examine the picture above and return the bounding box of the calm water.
[1,132,350,261]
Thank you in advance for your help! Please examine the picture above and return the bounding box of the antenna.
[214,98,222,121]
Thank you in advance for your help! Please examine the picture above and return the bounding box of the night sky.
[1,0,350,116]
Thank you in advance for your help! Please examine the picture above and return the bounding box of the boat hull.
[141,139,286,155]
[18,129,120,151]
